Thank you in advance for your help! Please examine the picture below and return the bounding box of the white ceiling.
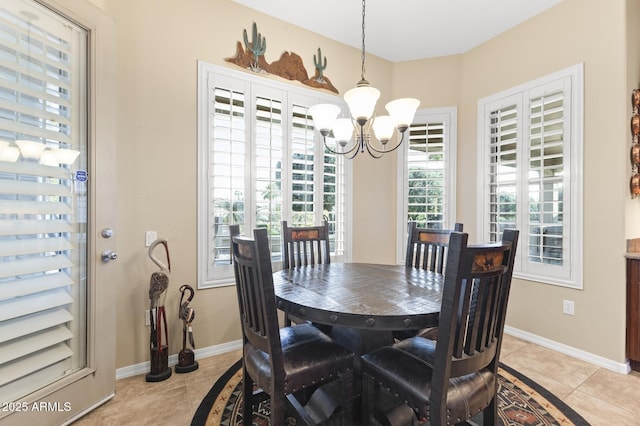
[232,0,563,62]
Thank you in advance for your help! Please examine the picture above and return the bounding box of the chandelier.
[310,0,420,159]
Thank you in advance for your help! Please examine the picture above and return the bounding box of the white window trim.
[197,61,352,288]
[476,63,584,289]
[396,107,457,264]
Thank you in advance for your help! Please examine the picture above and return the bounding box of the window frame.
[476,63,584,289]
[396,107,457,264]
[197,61,352,289]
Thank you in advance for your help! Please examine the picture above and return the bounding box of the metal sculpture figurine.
[175,284,198,373]
[146,239,172,382]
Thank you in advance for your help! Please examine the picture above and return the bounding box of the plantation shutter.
[487,101,519,243]
[254,90,283,256]
[0,5,87,402]
[407,120,447,229]
[207,77,247,284]
[290,103,315,226]
[527,90,565,266]
[198,63,349,287]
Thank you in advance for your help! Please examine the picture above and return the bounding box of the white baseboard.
[115,339,243,380]
[504,326,630,374]
[117,329,631,380]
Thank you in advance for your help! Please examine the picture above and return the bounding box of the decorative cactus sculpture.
[314,47,327,83]
[243,22,266,72]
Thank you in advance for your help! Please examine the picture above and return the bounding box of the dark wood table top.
[273,263,444,331]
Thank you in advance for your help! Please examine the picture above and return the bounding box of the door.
[0,0,116,424]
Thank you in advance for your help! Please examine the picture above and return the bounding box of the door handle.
[101,250,118,262]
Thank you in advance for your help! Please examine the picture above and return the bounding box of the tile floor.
[72,335,640,425]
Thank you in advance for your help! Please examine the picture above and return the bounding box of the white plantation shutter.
[254,91,283,256]
[290,103,315,226]
[198,63,349,287]
[407,120,448,229]
[479,65,582,287]
[0,2,87,402]
[207,80,246,284]
[397,108,456,264]
[488,101,519,242]
[527,90,565,266]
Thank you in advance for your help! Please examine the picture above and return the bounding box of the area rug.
[191,359,590,425]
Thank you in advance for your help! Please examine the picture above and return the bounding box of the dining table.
[273,262,445,357]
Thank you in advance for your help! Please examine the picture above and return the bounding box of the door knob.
[101,250,118,262]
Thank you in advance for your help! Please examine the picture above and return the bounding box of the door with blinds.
[0,0,116,424]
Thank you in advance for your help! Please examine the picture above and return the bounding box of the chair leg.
[482,397,497,426]
[270,392,286,425]
[242,369,254,426]
[361,372,375,426]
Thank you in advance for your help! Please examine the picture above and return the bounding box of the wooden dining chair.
[282,220,331,269]
[405,221,463,274]
[362,229,519,426]
[281,220,331,326]
[230,226,354,425]
[395,222,464,340]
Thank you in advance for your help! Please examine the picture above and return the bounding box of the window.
[396,107,457,263]
[477,64,583,288]
[197,62,350,288]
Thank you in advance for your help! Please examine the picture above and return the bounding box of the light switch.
[145,231,157,247]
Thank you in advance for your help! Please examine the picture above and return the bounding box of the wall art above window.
[225,22,339,94]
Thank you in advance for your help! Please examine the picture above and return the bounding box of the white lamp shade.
[0,146,20,162]
[333,118,355,142]
[344,85,380,121]
[309,104,340,132]
[16,140,45,159]
[372,115,395,141]
[55,148,81,165]
[386,98,420,127]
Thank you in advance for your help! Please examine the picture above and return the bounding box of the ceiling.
[232,0,563,62]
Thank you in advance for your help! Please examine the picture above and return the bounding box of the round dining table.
[273,262,444,356]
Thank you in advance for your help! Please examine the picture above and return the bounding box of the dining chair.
[230,226,354,425]
[361,229,519,426]
[281,220,331,326]
[405,221,464,274]
[395,222,464,340]
[282,220,331,269]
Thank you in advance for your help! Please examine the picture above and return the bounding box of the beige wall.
[457,0,628,362]
[90,0,635,368]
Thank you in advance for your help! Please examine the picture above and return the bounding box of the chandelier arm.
[367,130,408,154]
[364,141,384,159]
[322,135,360,156]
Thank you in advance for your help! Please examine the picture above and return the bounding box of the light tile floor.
[72,335,640,425]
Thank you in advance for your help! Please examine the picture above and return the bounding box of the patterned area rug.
[191,359,590,425]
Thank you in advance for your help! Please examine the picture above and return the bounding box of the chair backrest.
[405,222,464,273]
[430,229,519,420]
[281,220,330,269]
[230,227,284,378]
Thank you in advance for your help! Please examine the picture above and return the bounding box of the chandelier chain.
[360,0,366,81]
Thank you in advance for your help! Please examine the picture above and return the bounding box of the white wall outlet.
[145,309,151,326]
[562,299,575,315]
[145,231,157,247]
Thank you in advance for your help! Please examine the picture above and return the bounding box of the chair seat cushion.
[245,323,353,394]
[361,337,496,423]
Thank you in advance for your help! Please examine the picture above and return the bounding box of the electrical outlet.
[145,309,151,326]
[145,231,157,247]
[562,300,575,315]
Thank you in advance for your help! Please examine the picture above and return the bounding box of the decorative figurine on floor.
[175,284,198,373]
[146,238,172,382]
